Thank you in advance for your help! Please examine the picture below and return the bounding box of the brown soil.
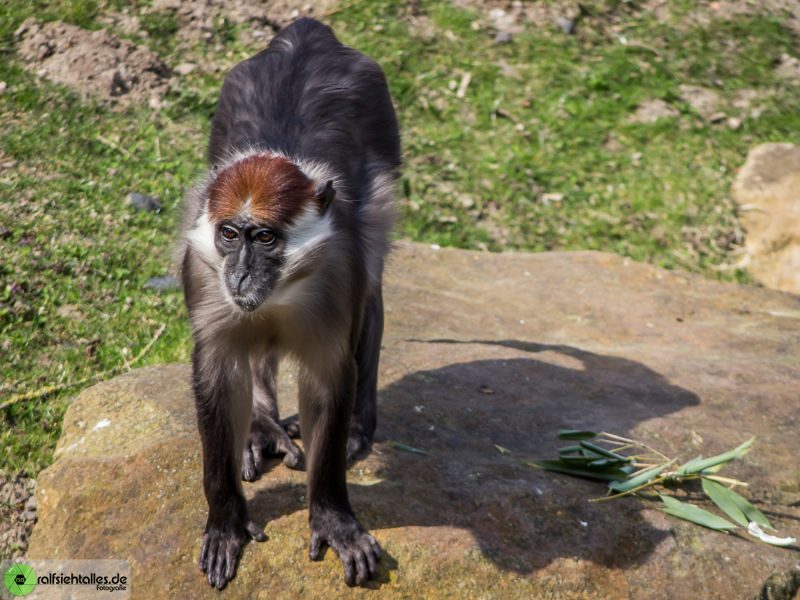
[146,0,336,49]
[0,472,36,560]
[15,18,171,109]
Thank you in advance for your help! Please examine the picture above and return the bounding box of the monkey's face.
[215,218,286,311]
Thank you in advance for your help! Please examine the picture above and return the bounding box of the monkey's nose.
[235,273,251,295]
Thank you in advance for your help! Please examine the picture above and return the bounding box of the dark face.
[215,218,285,311]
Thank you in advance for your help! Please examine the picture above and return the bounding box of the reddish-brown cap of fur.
[208,154,314,225]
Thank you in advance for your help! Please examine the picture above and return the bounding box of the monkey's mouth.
[231,294,264,312]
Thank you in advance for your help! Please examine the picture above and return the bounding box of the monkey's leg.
[301,361,381,586]
[194,345,266,590]
[347,287,383,462]
[242,352,304,481]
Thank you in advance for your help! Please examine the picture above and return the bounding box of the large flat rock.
[28,242,800,598]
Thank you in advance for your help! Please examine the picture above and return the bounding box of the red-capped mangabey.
[175,18,400,589]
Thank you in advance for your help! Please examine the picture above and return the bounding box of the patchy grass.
[1,0,799,475]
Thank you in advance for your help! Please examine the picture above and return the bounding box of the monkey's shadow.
[249,340,699,580]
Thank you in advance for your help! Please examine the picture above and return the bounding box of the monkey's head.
[200,153,336,312]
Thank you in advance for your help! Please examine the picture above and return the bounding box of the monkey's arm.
[192,340,267,590]
[299,357,381,586]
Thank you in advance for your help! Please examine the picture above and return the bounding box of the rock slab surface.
[28,243,800,598]
[733,142,800,295]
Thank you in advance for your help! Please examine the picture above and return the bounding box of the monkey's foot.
[309,509,381,586]
[199,519,266,589]
[346,423,373,463]
[242,419,305,481]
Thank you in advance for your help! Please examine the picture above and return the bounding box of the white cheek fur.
[284,205,333,267]
[187,212,222,268]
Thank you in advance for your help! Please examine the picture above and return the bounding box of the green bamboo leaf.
[608,459,676,493]
[558,445,584,455]
[702,478,773,530]
[387,440,429,456]
[589,458,629,467]
[701,478,748,527]
[560,456,599,463]
[676,437,754,475]
[557,430,598,440]
[527,460,629,482]
[579,441,631,462]
[659,495,738,531]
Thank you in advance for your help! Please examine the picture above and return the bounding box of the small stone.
[22,510,37,522]
[541,192,564,205]
[775,53,800,82]
[629,99,679,124]
[37,41,54,61]
[726,117,742,130]
[14,17,36,39]
[24,496,36,511]
[145,275,180,292]
[708,111,727,123]
[494,31,513,44]
[174,62,196,76]
[57,304,83,320]
[556,17,576,34]
[125,192,162,213]
[679,85,721,119]
[148,95,164,110]
[0,81,7,95]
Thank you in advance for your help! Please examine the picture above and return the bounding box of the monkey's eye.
[254,229,276,245]
[220,226,239,241]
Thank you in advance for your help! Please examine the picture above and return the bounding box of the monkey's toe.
[242,424,306,481]
[346,430,372,464]
[282,416,301,439]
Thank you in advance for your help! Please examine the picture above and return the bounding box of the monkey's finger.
[224,541,239,582]
[342,553,357,587]
[367,534,381,556]
[309,532,323,560]
[242,446,258,482]
[284,419,301,439]
[354,552,369,585]
[246,521,267,542]
[206,540,219,586]
[212,549,228,590]
[251,441,265,473]
[359,539,378,573]
[199,536,210,572]
[281,443,305,470]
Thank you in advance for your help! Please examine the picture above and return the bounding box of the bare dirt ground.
[15,18,171,109]
[453,0,800,36]
[12,1,798,107]
[13,0,337,108]
[0,473,36,560]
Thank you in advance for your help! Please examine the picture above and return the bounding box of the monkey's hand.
[309,508,381,586]
[242,416,305,481]
[199,517,266,589]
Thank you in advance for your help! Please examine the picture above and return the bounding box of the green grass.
[1,0,799,475]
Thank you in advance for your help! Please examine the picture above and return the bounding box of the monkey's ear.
[315,180,336,215]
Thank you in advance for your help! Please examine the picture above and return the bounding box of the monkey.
[175,18,401,589]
